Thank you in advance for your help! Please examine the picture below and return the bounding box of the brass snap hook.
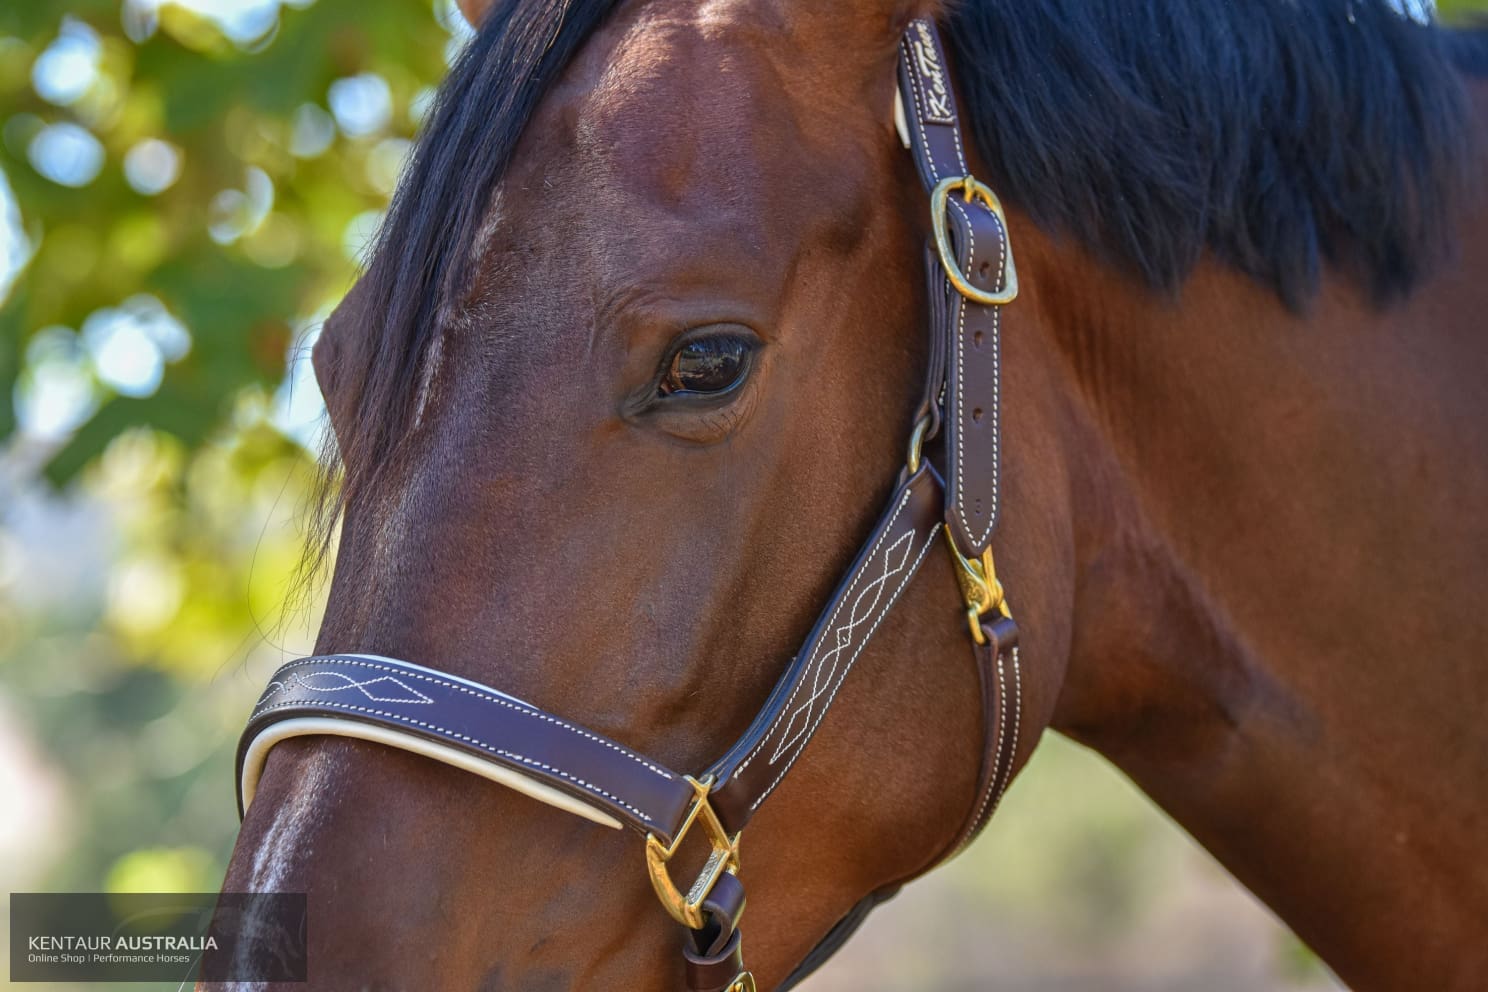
[944,530,1011,645]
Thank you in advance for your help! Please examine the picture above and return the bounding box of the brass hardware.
[931,175,1019,306]
[905,414,932,475]
[943,530,1010,645]
[645,775,741,930]
[728,972,757,992]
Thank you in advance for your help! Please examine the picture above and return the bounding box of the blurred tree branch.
[0,0,455,482]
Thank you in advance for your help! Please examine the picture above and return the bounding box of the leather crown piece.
[236,18,1021,992]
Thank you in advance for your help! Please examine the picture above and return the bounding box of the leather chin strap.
[236,19,1020,991]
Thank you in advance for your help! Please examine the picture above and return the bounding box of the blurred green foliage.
[1441,0,1488,17]
[0,0,454,480]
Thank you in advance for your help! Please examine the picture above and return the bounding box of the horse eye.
[660,334,753,397]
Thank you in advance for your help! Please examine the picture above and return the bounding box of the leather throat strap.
[234,18,1021,991]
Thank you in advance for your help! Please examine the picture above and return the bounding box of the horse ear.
[456,0,495,28]
[312,279,376,455]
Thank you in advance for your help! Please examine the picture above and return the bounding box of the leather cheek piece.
[704,464,947,835]
[897,20,1013,558]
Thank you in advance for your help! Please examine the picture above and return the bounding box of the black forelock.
[335,0,622,499]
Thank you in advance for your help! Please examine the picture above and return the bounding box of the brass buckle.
[931,175,1019,306]
[728,972,757,992]
[644,775,741,930]
[944,530,1010,645]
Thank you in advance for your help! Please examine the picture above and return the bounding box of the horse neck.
[1031,221,1488,987]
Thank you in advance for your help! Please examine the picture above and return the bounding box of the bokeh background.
[1,1,1482,989]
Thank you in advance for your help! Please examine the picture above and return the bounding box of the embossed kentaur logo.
[911,22,953,123]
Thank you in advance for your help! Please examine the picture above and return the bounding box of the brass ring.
[905,415,932,475]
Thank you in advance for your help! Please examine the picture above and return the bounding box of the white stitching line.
[736,484,917,775]
[905,18,1004,548]
[907,40,939,182]
[901,18,1002,552]
[254,680,285,707]
[989,218,1004,537]
[900,32,969,182]
[947,72,968,174]
[748,525,943,813]
[281,672,434,705]
[964,646,1010,842]
[767,528,919,765]
[986,647,1022,815]
[248,698,656,827]
[736,483,915,771]
[254,657,673,780]
[948,197,1006,550]
[951,196,973,545]
[902,41,942,184]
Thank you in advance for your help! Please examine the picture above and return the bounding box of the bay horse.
[219,0,1488,989]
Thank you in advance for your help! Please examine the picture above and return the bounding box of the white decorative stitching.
[966,647,1009,839]
[947,79,969,174]
[767,528,918,765]
[986,646,1022,814]
[736,485,918,776]
[948,197,1006,551]
[283,672,434,705]
[748,525,942,812]
[248,698,656,827]
[901,20,1006,553]
[956,645,1023,854]
[254,657,673,780]
[900,36,968,184]
[254,680,286,707]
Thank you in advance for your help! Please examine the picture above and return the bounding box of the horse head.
[220,0,1488,988]
[223,2,1070,987]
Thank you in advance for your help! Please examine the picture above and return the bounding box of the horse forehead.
[575,18,797,150]
[535,12,864,243]
[572,0,878,154]
[486,2,880,286]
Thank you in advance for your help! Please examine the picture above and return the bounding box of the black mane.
[336,0,1484,507]
[947,0,1484,310]
[333,0,620,498]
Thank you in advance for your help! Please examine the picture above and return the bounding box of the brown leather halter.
[236,20,1019,991]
